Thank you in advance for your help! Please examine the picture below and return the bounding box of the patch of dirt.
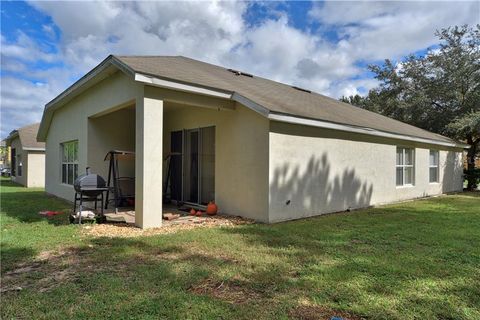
[81,215,254,238]
[289,304,365,320]
[2,254,70,293]
[1,247,104,294]
[188,277,262,304]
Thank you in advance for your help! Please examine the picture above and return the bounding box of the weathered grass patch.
[1,178,479,319]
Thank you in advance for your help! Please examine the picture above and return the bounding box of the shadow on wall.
[442,150,463,193]
[270,153,373,221]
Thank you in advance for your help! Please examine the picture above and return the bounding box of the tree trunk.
[466,136,478,190]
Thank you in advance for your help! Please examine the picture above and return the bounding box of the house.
[5,123,45,187]
[37,55,467,228]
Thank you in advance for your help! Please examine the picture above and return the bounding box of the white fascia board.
[135,73,232,99]
[269,113,469,149]
[231,93,270,117]
[134,73,270,117]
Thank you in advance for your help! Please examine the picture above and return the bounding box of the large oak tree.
[341,25,480,189]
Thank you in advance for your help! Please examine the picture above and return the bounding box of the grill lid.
[74,167,106,193]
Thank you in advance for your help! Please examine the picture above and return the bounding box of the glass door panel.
[183,129,199,203]
[170,131,183,201]
[200,126,215,204]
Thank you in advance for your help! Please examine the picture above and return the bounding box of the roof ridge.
[113,54,183,59]
[17,122,40,130]
[116,55,320,96]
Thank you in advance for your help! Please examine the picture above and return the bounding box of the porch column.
[135,88,163,229]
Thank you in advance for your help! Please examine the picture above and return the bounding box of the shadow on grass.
[1,180,72,226]
[2,175,479,319]
[1,236,258,319]
[215,198,480,319]
[2,218,479,319]
[0,245,37,273]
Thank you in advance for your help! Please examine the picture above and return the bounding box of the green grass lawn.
[1,178,480,320]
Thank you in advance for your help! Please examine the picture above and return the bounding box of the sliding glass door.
[170,126,215,205]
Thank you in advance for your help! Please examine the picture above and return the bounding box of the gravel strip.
[81,215,254,238]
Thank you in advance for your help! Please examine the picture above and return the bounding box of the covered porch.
[86,85,236,229]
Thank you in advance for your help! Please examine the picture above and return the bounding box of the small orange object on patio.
[206,201,218,215]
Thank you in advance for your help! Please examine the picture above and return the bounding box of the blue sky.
[1,0,479,138]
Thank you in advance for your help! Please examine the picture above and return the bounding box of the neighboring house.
[5,123,45,187]
[37,55,467,229]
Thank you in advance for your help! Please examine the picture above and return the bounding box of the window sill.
[429,182,440,185]
[396,184,415,189]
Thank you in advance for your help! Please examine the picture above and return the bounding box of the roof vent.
[292,86,311,93]
[227,68,253,78]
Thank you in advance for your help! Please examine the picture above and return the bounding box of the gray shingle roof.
[115,55,455,144]
[7,123,45,150]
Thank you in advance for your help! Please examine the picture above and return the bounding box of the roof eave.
[133,72,464,148]
[134,72,233,100]
[268,113,470,149]
[4,131,19,145]
[23,147,46,151]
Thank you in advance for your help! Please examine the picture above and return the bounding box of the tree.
[339,94,370,109]
[342,25,480,189]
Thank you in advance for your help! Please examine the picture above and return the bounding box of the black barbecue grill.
[72,167,109,224]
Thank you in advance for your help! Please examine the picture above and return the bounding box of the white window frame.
[396,147,415,187]
[429,150,440,183]
[61,140,79,185]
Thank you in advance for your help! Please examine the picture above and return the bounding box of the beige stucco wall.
[162,98,270,222]
[268,121,464,223]
[45,71,137,201]
[87,107,136,180]
[27,152,45,188]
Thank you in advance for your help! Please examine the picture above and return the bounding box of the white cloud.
[309,1,479,60]
[1,77,50,136]
[30,1,247,71]
[1,0,478,137]
[224,16,360,94]
[1,32,58,63]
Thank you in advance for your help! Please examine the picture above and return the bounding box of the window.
[61,141,78,185]
[11,148,16,176]
[16,154,22,176]
[396,147,415,186]
[429,150,439,183]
